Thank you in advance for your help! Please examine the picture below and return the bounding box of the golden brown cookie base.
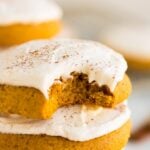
[0,20,61,47]
[0,73,131,119]
[126,57,150,70]
[0,120,131,150]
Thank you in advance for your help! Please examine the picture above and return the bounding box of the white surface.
[0,103,130,141]
[127,72,150,150]
[0,0,62,25]
[127,138,150,150]
[0,39,127,99]
[128,72,150,131]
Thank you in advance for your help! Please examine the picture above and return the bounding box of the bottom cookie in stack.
[0,102,130,150]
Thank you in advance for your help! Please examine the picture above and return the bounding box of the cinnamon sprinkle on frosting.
[0,39,127,98]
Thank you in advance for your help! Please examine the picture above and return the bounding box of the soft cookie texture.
[0,120,131,150]
[0,0,62,46]
[0,39,131,119]
[0,74,131,119]
[101,25,150,70]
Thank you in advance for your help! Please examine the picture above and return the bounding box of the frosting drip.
[0,39,127,98]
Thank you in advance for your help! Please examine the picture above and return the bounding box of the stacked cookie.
[0,0,62,46]
[0,39,131,150]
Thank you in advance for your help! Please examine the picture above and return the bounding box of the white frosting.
[0,0,62,25]
[0,103,130,141]
[102,25,150,60]
[0,39,127,98]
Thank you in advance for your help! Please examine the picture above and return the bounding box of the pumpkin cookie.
[0,103,131,150]
[101,25,150,70]
[0,39,131,119]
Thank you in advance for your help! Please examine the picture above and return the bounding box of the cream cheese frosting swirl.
[0,39,127,98]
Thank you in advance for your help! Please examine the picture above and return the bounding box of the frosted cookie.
[0,103,131,150]
[0,0,62,46]
[101,25,150,70]
[0,39,131,119]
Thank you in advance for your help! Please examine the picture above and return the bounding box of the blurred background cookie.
[0,0,62,46]
[100,24,150,70]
